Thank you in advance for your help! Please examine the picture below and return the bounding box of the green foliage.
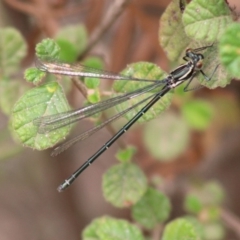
[83,57,103,89]
[162,218,199,240]
[0,27,29,158]
[84,0,232,237]
[143,111,190,160]
[87,89,101,103]
[182,0,232,42]
[24,67,46,84]
[0,28,29,114]
[102,162,147,207]
[132,187,171,229]
[184,181,226,240]
[0,0,237,239]
[12,31,104,151]
[219,23,240,78]
[185,194,203,214]
[36,38,60,59]
[24,39,60,85]
[160,0,232,88]
[184,181,225,214]
[160,0,190,62]
[12,82,71,149]
[10,0,234,167]
[197,44,231,89]
[183,216,205,239]
[181,0,232,89]
[55,24,88,56]
[115,146,136,163]
[113,62,171,123]
[0,27,27,77]
[55,38,78,62]
[181,100,214,130]
[0,78,29,115]
[82,216,144,240]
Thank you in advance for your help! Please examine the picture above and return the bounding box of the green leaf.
[83,57,104,70]
[36,39,60,59]
[102,162,147,207]
[82,216,144,240]
[87,90,101,103]
[181,99,214,130]
[183,216,205,240]
[160,1,230,89]
[0,27,27,77]
[24,67,46,84]
[162,218,198,240]
[143,111,190,160]
[182,0,232,42]
[219,23,240,78]
[83,57,104,89]
[115,146,136,163]
[55,38,78,62]
[206,206,221,221]
[113,62,172,123]
[85,77,100,89]
[82,218,101,240]
[11,82,71,150]
[0,78,30,115]
[197,44,232,89]
[174,82,193,98]
[132,187,171,229]
[159,0,192,62]
[184,194,203,214]
[184,181,225,218]
[55,24,88,55]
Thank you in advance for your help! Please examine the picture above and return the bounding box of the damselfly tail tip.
[57,185,64,192]
[57,181,69,192]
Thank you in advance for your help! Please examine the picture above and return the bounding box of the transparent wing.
[51,89,162,156]
[35,57,159,83]
[33,80,167,133]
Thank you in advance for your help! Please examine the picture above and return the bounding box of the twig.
[3,0,36,15]
[220,207,240,238]
[4,0,59,36]
[151,224,163,240]
[79,0,132,58]
[71,77,88,99]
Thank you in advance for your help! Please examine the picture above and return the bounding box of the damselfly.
[34,45,218,191]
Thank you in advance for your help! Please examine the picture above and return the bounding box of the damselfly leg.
[182,44,219,91]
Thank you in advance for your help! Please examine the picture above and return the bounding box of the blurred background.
[1,0,240,239]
